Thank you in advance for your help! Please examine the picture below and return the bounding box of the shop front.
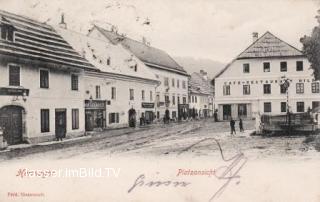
[141,102,155,124]
[85,100,106,131]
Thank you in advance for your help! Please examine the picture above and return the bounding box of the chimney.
[252,32,258,43]
[200,70,208,80]
[142,36,147,44]
[59,13,67,29]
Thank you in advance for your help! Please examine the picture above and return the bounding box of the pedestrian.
[230,118,236,135]
[239,118,244,132]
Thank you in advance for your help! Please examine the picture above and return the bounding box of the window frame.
[281,102,287,113]
[296,61,303,71]
[296,83,304,94]
[264,102,272,113]
[111,87,116,100]
[280,61,287,72]
[71,74,79,91]
[243,84,250,95]
[129,89,134,100]
[296,102,305,112]
[223,85,231,96]
[311,82,320,93]
[72,108,79,130]
[39,69,49,89]
[8,64,20,86]
[243,63,250,73]
[96,85,101,99]
[263,62,270,72]
[263,84,271,94]
[40,109,50,133]
[109,113,120,124]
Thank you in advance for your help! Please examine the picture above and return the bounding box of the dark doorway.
[238,104,247,118]
[55,109,66,139]
[223,105,232,120]
[0,106,23,145]
[128,108,136,127]
[145,111,154,124]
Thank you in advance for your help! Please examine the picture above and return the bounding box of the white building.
[0,10,95,144]
[189,70,214,118]
[214,32,320,121]
[88,26,190,121]
[56,27,159,130]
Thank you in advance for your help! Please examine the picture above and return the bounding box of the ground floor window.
[172,111,176,119]
[312,101,320,110]
[109,113,119,124]
[281,102,287,113]
[264,102,272,113]
[72,109,79,130]
[238,104,247,117]
[297,102,304,112]
[41,109,50,133]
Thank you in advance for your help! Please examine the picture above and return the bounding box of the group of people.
[230,118,244,135]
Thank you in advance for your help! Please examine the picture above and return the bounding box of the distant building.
[0,10,95,144]
[188,70,214,118]
[214,31,320,121]
[56,27,159,130]
[88,26,190,121]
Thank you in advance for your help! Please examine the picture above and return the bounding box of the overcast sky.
[0,0,319,63]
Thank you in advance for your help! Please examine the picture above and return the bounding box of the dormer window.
[0,24,14,42]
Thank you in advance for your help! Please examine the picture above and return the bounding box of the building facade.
[189,70,214,118]
[88,26,190,121]
[214,32,320,121]
[57,27,159,130]
[0,10,95,144]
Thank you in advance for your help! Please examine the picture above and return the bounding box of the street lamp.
[280,75,292,132]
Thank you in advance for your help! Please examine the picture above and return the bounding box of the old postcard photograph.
[0,0,319,201]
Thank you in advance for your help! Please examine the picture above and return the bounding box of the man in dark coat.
[230,118,236,135]
[239,118,244,132]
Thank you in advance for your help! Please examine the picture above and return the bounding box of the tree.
[300,10,320,80]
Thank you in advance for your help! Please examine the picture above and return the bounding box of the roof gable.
[93,26,188,75]
[237,31,303,59]
[189,72,213,95]
[56,27,158,82]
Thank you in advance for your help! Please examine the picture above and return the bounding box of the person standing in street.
[239,118,244,132]
[230,118,236,135]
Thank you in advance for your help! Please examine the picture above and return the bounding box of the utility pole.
[280,76,292,133]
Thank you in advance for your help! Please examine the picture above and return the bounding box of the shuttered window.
[72,109,79,130]
[41,109,50,133]
[9,65,20,86]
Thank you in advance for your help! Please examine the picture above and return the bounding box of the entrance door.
[55,109,66,138]
[0,106,23,145]
[238,104,247,118]
[128,108,136,127]
[223,105,232,120]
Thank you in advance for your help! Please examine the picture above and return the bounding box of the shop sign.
[85,100,106,109]
[0,87,29,96]
[142,102,155,108]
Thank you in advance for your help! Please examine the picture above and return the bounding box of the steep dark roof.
[215,31,305,79]
[0,10,95,70]
[237,31,303,59]
[189,72,214,95]
[94,26,188,75]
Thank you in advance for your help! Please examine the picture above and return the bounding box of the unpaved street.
[1,119,319,162]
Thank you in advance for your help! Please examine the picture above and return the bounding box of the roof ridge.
[0,9,52,29]
[237,31,303,59]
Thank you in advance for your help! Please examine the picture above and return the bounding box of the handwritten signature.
[127,137,247,202]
